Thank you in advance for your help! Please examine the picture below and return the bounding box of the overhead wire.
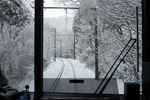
[44,11,54,35]
[45,13,53,29]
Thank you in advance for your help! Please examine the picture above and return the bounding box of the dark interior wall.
[34,0,43,99]
[142,0,150,99]
[33,0,150,99]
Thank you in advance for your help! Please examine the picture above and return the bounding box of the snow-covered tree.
[72,0,142,83]
[0,0,34,90]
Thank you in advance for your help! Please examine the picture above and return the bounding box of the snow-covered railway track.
[50,59,65,92]
[50,59,77,93]
[65,59,75,78]
[65,59,77,93]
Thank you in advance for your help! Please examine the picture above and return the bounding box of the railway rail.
[49,59,76,92]
[66,59,75,78]
[50,59,65,92]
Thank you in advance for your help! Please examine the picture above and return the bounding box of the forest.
[0,0,55,90]
[57,0,142,83]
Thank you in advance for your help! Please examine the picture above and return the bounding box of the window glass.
[0,0,34,91]
[42,0,142,94]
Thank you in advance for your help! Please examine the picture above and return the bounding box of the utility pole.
[53,35,74,59]
[94,8,98,79]
[95,23,98,79]
[54,28,56,61]
[74,31,76,59]
[60,39,62,58]
[136,7,139,72]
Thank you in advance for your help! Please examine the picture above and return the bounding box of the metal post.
[95,8,98,79]
[136,7,139,72]
[95,29,98,79]
[60,39,62,58]
[65,9,67,59]
[65,9,67,34]
[142,0,150,99]
[34,0,43,99]
[54,28,56,61]
[74,32,76,59]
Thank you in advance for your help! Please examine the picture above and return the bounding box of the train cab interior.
[0,0,150,100]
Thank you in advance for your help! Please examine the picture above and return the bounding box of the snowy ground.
[29,58,124,94]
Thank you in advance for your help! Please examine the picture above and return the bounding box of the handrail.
[95,39,136,94]
[99,39,136,94]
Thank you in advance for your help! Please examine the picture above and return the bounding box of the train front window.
[41,0,142,95]
[0,0,142,98]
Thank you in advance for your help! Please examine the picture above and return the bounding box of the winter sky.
[43,0,76,33]
[44,0,76,18]
[44,0,66,18]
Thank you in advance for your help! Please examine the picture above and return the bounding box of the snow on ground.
[117,79,124,94]
[29,58,95,91]
[59,59,75,78]
[44,58,95,78]
[67,59,94,78]
[44,59,63,78]
[29,58,124,94]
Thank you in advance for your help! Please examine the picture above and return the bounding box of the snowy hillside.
[46,16,73,34]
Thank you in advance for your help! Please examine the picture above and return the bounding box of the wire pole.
[95,8,98,79]
[54,28,56,61]
[74,31,76,59]
[136,7,139,72]
[60,39,62,58]
[65,9,67,58]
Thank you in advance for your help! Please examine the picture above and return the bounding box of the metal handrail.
[95,39,136,94]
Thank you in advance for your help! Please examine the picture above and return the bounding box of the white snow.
[29,58,95,91]
[43,58,95,78]
[44,59,63,78]
[67,59,95,78]
[29,58,124,94]
[117,79,124,94]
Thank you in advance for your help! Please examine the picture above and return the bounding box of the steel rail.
[65,59,76,93]
[50,59,65,92]
[66,59,75,78]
